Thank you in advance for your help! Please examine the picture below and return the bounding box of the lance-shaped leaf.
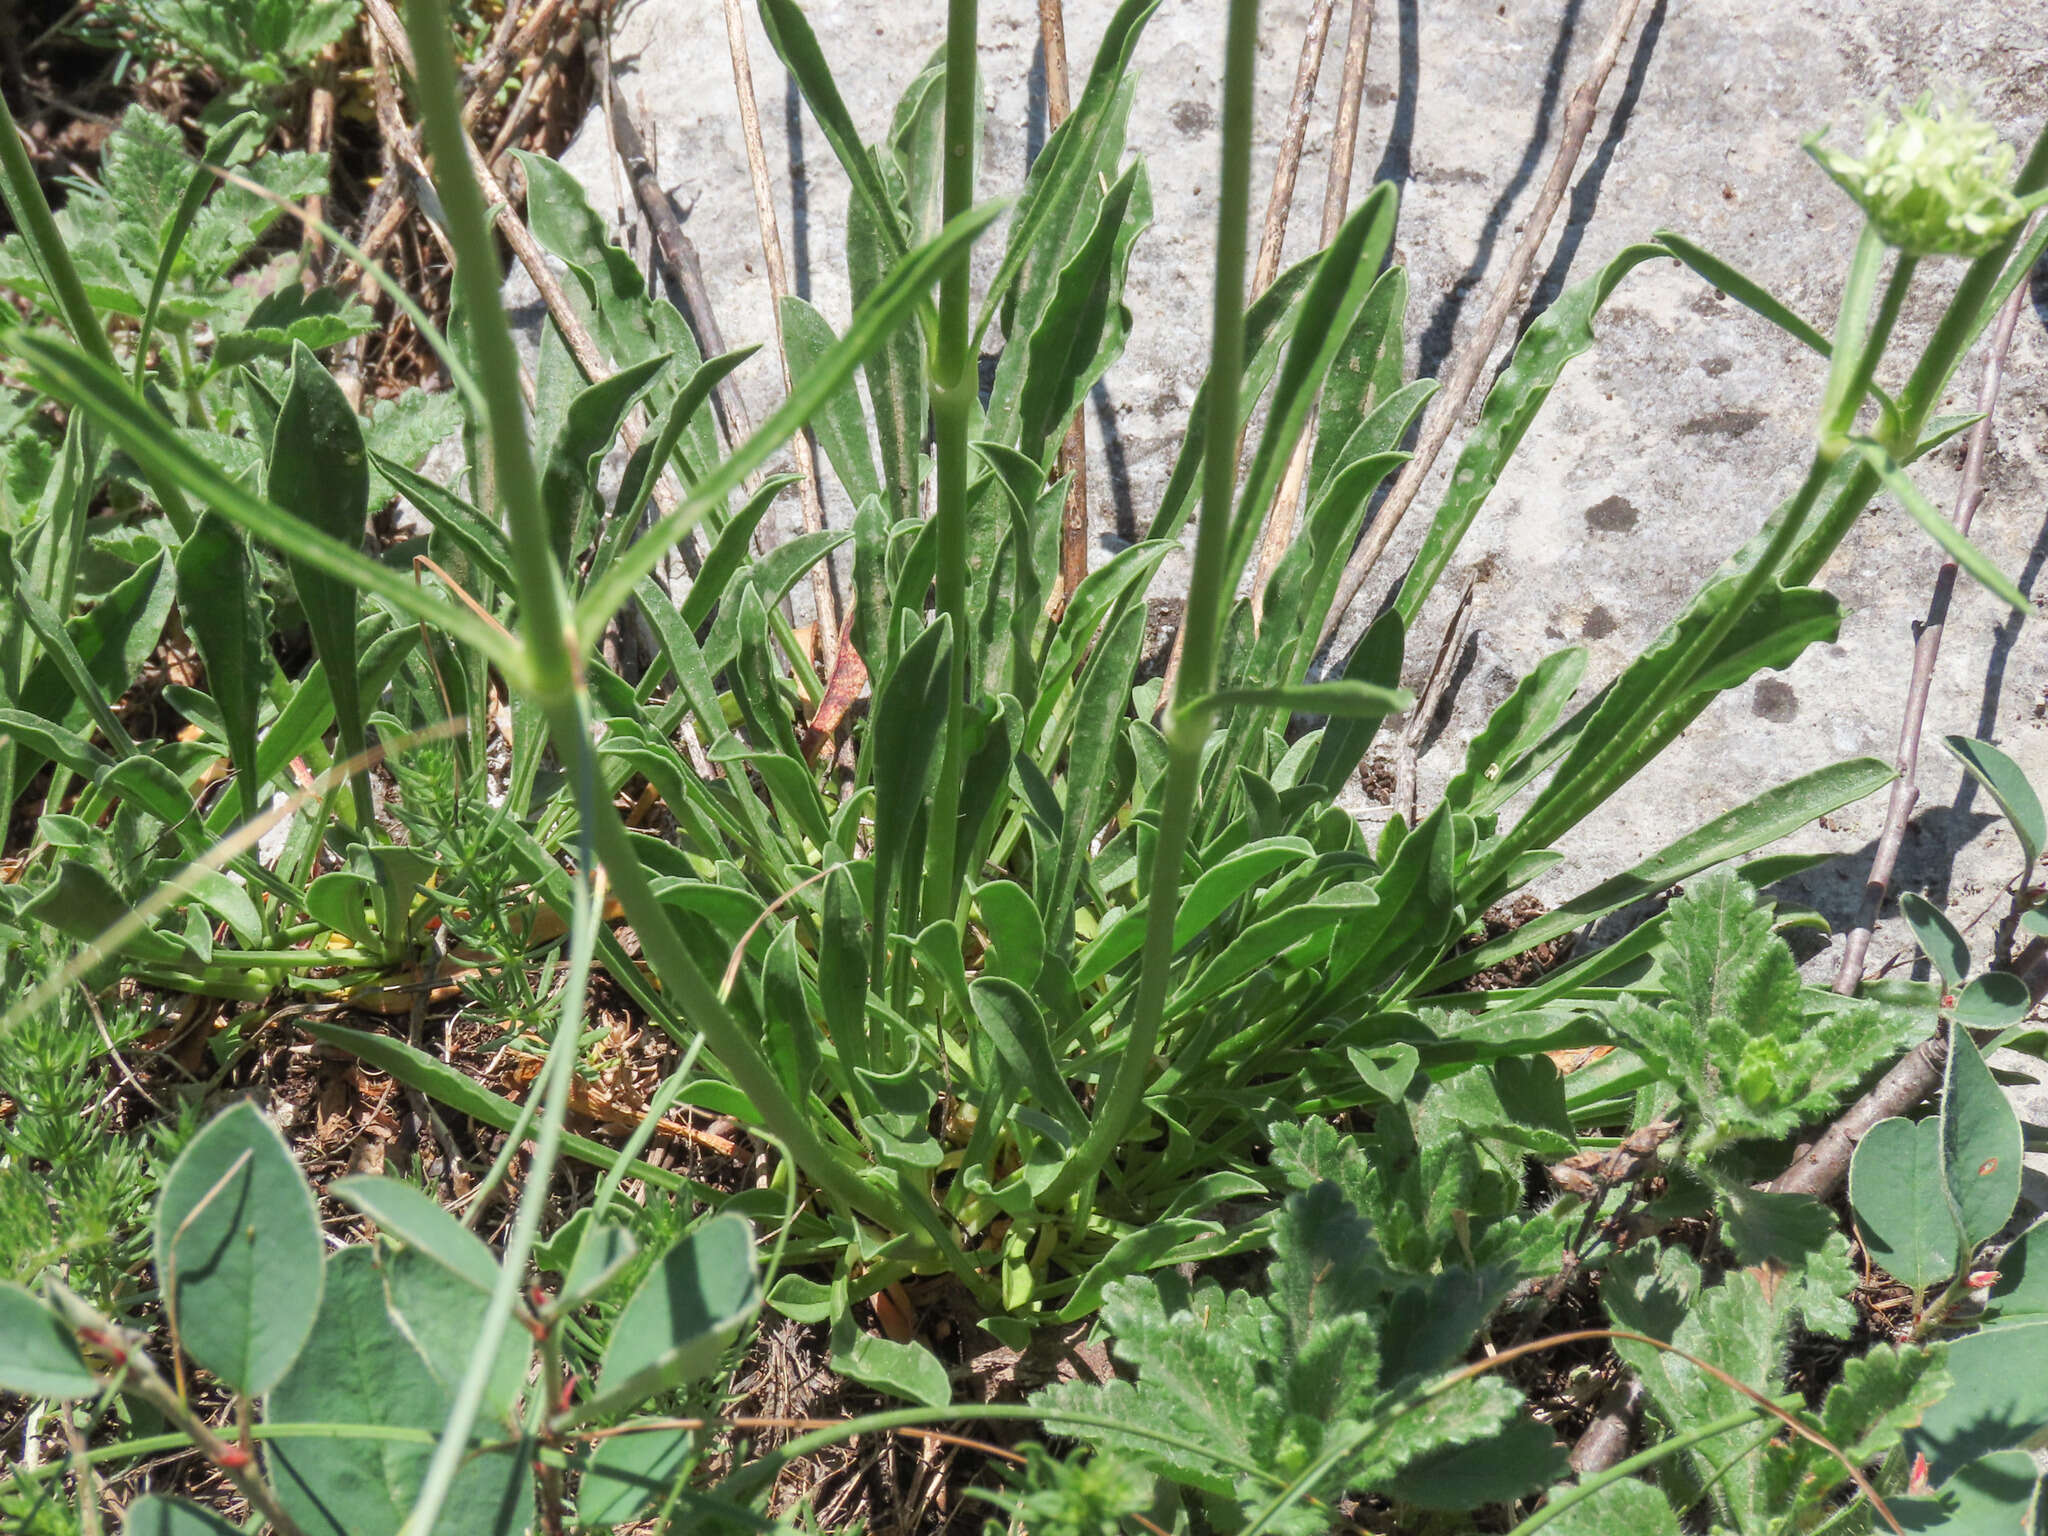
[270,341,372,825]
[571,1215,761,1426]
[174,512,268,822]
[156,1100,323,1395]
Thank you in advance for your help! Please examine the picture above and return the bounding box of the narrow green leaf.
[329,1174,500,1294]
[975,878,1045,988]
[366,451,516,593]
[867,616,953,971]
[829,1310,952,1408]
[174,512,268,822]
[975,0,1159,347]
[782,296,881,509]
[559,1222,639,1311]
[1010,158,1152,465]
[1043,600,1145,951]
[757,0,909,264]
[271,341,372,821]
[577,1216,761,1425]
[7,548,172,791]
[541,352,669,565]
[1655,232,1836,359]
[576,1426,698,1527]
[1941,1026,2022,1250]
[970,976,1086,1134]
[1858,440,2031,613]
[676,472,798,629]
[1194,680,1412,719]
[1900,892,1970,990]
[1398,244,1665,625]
[134,112,257,389]
[1942,735,2044,873]
[0,330,515,671]
[1229,184,1399,581]
[1431,756,1897,985]
[156,1100,324,1396]
[579,198,1006,640]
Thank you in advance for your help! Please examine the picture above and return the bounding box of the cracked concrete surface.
[521,0,2048,1177]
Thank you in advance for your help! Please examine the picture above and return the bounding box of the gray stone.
[538,0,2046,1144]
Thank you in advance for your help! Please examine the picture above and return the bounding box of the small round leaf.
[155,1101,323,1395]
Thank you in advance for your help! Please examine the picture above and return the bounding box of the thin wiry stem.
[722,0,841,667]
[1040,0,1093,612]
[921,0,982,921]
[1044,0,1263,1207]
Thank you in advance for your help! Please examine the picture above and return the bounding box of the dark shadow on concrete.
[1519,0,1668,329]
[1368,0,1419,195]
[1415,0,1585,380]
[1756,806,2002,977]
[1092,382,1138,545]
[786,72,812,300]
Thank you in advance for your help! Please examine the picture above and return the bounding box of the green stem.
[397,0,567,705]
[1505,1403,1793,1536]
[1787,118,2048,583]
[394,0,596,1527]
[1040,0,1261,1208]
[922,0,980,921]
[584,801,920,1239]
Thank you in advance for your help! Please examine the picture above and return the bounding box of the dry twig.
[1833,274,2032,993]
[1770,1032,1950,1202]
[1316,0,1648,654]
[1250,0,1374,620]
[362,0,699,547]
[584,21,754,453]
[721,0,840,666]
[1392,575,1474,822]
[1041,0,1093,613]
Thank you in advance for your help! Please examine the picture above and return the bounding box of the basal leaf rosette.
[1807,94,2041,258]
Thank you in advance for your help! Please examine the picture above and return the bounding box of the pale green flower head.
[1807,94,2036,258]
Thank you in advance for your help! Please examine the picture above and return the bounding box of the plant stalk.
[923,0,981,921]
[1834,275,2027,992]
[1043,0,1262,1207]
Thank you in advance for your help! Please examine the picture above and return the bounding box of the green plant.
[97,0,364,88]
[0,1098,769,1535]
[1,1,2044,1530]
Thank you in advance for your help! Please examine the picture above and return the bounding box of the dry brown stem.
[363,0,697,544]
[721,0,840,666]
[583,20,754,454]
[1250,0,1374,622]
[1769,1032,1950,1201]
[1317,0,1647,653]
[1393,575,1474,822]
[1832,273,2032,993]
